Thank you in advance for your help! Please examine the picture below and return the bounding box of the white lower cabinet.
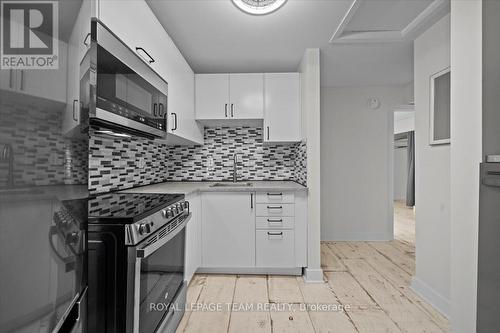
[201,192,255,268]
[185,194,201,284]
[256,230,295,267]
[199,190,306,273]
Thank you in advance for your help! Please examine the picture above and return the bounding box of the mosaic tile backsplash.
[89,126,307,194]
[0,102,88,187]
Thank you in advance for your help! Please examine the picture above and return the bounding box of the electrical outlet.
[138,157,145,169]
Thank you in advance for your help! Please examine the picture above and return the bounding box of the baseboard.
[197,267,302,275]
[323,232,393,241]
[411,276,450,318]
[304,268,324,283]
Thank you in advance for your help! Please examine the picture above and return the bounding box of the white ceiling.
[146,0,446,87]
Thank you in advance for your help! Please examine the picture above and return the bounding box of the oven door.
[129,213,190,333]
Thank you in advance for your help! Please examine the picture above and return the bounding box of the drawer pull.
[267,232,283,236]
[267,205,282,209]
[267,219,283,223]
[267,192,283,196]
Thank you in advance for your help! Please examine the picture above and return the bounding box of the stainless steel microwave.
[83,20,168,139]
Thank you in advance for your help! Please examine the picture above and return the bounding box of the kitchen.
[0,0,496,333]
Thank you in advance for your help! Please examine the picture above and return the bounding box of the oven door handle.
[136,213,191,259]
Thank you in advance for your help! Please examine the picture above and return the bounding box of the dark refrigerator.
[0,0,91,332]
[477,159,500,331]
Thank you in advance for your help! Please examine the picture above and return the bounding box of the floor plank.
[269,303,316,333]
[347,308,402,333]
[343,259,444,333]
[321,243,346,271]
[176,275,207,333]
[268,276,304,304]
[183,275,236,333]
[325,271,378,308]
[367,242,415,275]
[228,275,271,333]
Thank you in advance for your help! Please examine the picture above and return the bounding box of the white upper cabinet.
[98,0,203,144]
[98,0,160,72]
[63,0,92,136]
[195,74,229,120]
[195,73,263,120]
[264,73,301,143]
[229,74,264,119]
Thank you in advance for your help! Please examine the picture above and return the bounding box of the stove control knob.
[178,203,184,211]
[172,206,178,215]
[162,208,172,219]
[138,223,151,235]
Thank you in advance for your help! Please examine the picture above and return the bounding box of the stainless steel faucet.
[0,143,14,188]
[233,153,240,183]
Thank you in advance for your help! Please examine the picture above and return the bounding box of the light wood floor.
[176,201,449,333]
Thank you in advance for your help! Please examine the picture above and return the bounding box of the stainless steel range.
[87,192,190,333]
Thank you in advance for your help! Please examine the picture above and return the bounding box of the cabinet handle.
[135,47,155,64]
[267,205,282,209]
[267,126,270,140]
[231,103,234,117]
[171,112,178,130]
[153,103,157,117]
[83,33,91,48]
[267,192,283,196]
[224,103,228,117]
[20,70,24,91]
[72,100,79,121]
[267,218,283,223]
[267,232,283,236]
[250,193,253,209]
[9,69,13,88]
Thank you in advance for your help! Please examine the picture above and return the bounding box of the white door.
[229,74,263,119]
[201,192,255,268]
[264,73,301,142]
[195,74,230,120]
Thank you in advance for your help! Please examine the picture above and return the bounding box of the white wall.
[411,14,451,316]
[394,147,407,201]
[450,1,482,332]
[298,49,323,282]
[321,85,406,241]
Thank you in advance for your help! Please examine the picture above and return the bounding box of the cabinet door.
[201,192,255,268]
[0,69,17,91]
[195,74,230,120]
[229,74,263,119]
[99,0,161,73]
[18,41,67,103]
[63,0,91,136]
[264,73,301,142]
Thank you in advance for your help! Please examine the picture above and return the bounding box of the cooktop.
[88,192,184,224]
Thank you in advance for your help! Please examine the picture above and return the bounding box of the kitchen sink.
[210,182,253,187]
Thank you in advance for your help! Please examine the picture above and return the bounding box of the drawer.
[256,192,294,204]
[256,203,294,217]
[256,216,294,229]
[256,230,295,267]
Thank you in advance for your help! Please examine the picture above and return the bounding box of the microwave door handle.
[136,213,191,259]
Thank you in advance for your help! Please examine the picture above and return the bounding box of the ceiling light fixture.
[232,0,287,15]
